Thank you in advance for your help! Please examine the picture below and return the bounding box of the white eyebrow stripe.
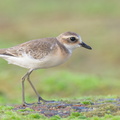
[62,35,80,39]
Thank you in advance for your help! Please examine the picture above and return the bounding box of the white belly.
[0,53,71,70]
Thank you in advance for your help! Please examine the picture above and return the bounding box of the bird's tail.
[0,49,8,57]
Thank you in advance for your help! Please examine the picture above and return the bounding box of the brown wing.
[0,38,58,59]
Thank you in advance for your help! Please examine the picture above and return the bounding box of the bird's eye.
[70,37,77,42]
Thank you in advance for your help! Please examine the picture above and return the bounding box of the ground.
[13,98,120,117]
[1,97,120,120]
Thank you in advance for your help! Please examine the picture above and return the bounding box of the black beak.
[80,42,92,50]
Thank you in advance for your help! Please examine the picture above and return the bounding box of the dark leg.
[22,69,54,105]
[22,71,30,105]
[27,70,46,103]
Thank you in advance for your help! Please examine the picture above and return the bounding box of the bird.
[0,31,92,105]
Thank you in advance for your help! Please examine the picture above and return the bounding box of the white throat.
[63,44,79,53]
[63,37,82,53]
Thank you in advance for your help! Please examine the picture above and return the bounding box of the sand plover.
[0,32,92,105]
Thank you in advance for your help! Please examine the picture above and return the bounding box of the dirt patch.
[13,98,120,117]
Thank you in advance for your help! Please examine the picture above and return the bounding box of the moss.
[18,107,34,112]
[81,101,93,105]
[28,113,43,119]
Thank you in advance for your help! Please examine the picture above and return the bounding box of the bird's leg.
[22,69,54,105]
[22,70,35,105]
[22,72,29,106]
[27,70,54,103]
[26,70,51,104]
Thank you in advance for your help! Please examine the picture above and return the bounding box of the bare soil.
[13,98,120,117]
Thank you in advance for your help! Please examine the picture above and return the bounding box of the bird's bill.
[80,42,92,50]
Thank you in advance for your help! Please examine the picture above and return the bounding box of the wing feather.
[0,38,57,59]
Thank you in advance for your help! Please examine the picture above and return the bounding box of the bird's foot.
[38,96,55,104]
[22,102,35,106]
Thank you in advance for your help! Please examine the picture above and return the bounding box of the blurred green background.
[0,0,120,103]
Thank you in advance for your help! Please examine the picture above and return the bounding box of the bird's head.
[57,31,92,52]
